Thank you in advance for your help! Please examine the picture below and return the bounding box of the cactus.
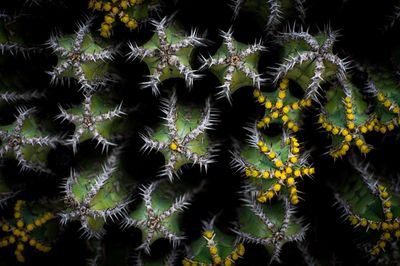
[335,159,400,258]
[234,195,307,263]
[122,180,191,254]
[140,91,217,180]
[200,29,265,101]
[59,150,131,238]
[232,128,314,205]
[274,28,349,100]
[47,18,117,92]
[183,218,245,266]
[252,78,312,131]
[1,0,400,265]
[127,17,205,95]
[318,81,375,158]
[0,107,60,173]
[56,91,125,153]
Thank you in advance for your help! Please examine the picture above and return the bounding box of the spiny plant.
[232,128,314,205]
[0,0,400,265]
[140,90,218,180]
[59,149,132,238]
[252,78,312,131]
[234,195,307,263]
[47,18,117,92]
[56,91,125,153]
[122,180,191,254]
[0,107,60,173]
[127,17,205,95]
[200,28,265,101]
[183,217,245,266]
[274,28,349,100]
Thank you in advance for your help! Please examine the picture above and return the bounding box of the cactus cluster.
[0,0,400,265]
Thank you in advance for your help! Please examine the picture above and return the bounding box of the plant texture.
[0,0,400,265]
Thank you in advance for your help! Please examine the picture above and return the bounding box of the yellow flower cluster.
[347,184,400,256]
[88,0,143,38]
[253,79,312,132]
[245,137,314,205]
[0,200,54,263]
[375,91,400,130]
[318,95,375,158]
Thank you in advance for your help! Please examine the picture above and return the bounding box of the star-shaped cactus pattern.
[0,107,59,173]
[122,180,191,254]
[127,17,204,95]
[318,81,375,158]
[56,92,125,153]
[141,91,218,180]
[253,78,312,132]
[0,200,56,263]
[88,0,155,38]
[335,161,400,257]
[183,218,245,266]
[274,28,349,100]
[59,151,131,239]
[232,128,314,205]
[200,28,265,101]
[234,196,307,263]
[47,19,116,92]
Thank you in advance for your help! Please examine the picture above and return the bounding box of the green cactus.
[366,66,400,132]
[127,17,205,95]
[318,81,375,158]
[56,91,126,153]
[0,107,60,173]
[0,0,399,264]
[140,91,217,180]
[232,128,314,205]
[59,150,132,238]
[122,180,190,254]
[235,195,307,263]
[274,29,349,101]
[335,160,400,257]
[47,18,117,93]
[183,218,245,266]
[200,29,264,101]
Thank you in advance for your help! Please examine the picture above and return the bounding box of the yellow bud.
[266,191,275,199]
[265,101,272,109]
[275,160,283,168]
[271,112,279,119]
[275,101,283,109]
[210,246,218,255]
[268,151,276,159]
[294,169,301,177]
[273,183,281,192]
